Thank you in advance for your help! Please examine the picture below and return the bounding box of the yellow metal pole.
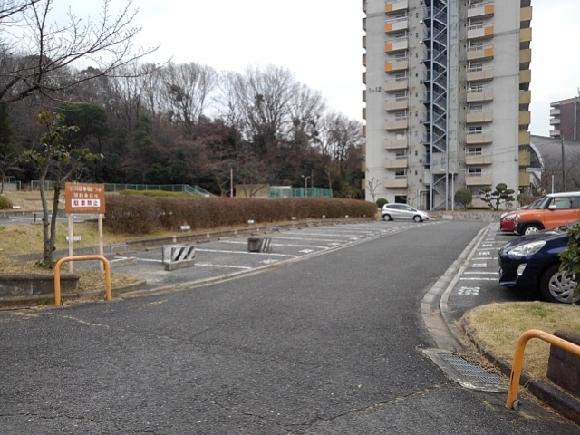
[52,255,113,306]
[506,329,580,410]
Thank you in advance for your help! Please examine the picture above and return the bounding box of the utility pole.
[561,137,567,191]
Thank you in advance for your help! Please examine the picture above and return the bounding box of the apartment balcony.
[384,158,408,170]
[466,110,493,123]
[519,130,530,145]
[384,0,408,14]
[520,6,532,27]
[384,59,409,72]
[519,171,530,187]
[550,108,560,116]
[519,149,530,167]
[550,129,561,138]
[468,2,494,18]
[466,175,493,186]
[362,90,366,102]
[384,78,409,92]
[363,35,366,49]
[385,39,408,53]
[384,17,408,33]
[467,90,493,103]
[362,108,366,120]
[384,178,408,189]
[520,28,532,49]
[362,72,366,84]
[519,69,531,83]
[384,100,408,111]
[385,119,409,131]
[467,24,494,40]
[467,68,494,82]
[519,111,531,125]
[362,53,366,66]
[465,153,493,166]
[466,131,492,144]
[550,117,561,125]
[384,138,408,150]
[519,48,531,67]
[467,45,494,61]
[519,90,531,105]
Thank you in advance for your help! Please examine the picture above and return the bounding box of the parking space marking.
[269,236,354,243]
[459,277,497,281]
[196,248,296,257]
[471,263,488,268]
[472,257,498,261]
[195,263,252,270]
[463,272,498,275]
[278,231,364,239]
[298,249,315,254]
[219,240,329,249]
[458,286,480,296]
[135,257,163,263]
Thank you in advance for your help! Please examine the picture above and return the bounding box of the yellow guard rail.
[53,255,112,306]
[506,329,580,410]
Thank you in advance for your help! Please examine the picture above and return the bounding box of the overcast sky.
[55,0,579,137]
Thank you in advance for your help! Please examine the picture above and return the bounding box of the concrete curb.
[420,226,487,351]
[461,319,580,425]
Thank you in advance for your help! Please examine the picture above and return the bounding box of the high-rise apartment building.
[550,94,580,141]
[362,0,532,209]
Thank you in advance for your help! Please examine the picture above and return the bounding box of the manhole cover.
[421,348,507,393]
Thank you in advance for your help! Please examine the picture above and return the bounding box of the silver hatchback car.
[381,203,430,222]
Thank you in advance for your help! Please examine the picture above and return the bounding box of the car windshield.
[527,198,543,209]
[535,197,550,209]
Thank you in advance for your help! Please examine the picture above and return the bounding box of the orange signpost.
[63,182,106,272]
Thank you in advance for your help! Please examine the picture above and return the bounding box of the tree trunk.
[47,184,61,267]
[39,177,51,266]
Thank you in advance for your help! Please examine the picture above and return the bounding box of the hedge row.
[104,196,377,234]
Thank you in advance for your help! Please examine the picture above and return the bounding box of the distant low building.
[550,94,580,141]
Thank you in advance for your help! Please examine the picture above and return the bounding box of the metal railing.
[53,255,112,306]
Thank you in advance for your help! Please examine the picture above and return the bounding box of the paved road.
[1,221,577,434]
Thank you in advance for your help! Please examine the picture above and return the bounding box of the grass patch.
[119,189,193,199]
[2,191,55,211]
[463,302,580,380]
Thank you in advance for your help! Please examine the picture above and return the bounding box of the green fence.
[269,187,333,198]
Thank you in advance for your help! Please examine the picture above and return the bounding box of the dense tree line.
[0,1,364,198]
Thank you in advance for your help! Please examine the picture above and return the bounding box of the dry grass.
[463,302,580,380]
[2,191,56,211]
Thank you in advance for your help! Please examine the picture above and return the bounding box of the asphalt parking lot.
[446,223,539,323]
[111,220,443,289]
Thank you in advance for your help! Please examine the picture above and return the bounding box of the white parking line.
[136,258,162,263]
[269,236,353,243]
[196,248,295,257]
[195,263,252,270]
[279,231,362,239]
[463,272,498,275]
[219,240,329,249]
[472,257,498,261]
[459,277,497,281]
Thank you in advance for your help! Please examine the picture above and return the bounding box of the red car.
[499,211,517,232]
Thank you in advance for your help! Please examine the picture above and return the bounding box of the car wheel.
[539,265,576,304]
[523,224,541,235]
[383,214,392,221]
[413,215,422,223]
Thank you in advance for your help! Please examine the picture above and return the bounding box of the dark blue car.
[498,226,577,304]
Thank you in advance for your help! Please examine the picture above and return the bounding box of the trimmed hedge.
[105,196,377,234]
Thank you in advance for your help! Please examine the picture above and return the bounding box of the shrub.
[105,196,377,234]
[559,223,580,299]
[375,198,388,208]
[454,189,472,209]
[0,195,13,209]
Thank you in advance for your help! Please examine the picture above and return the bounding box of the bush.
[105,196,378,234]
[376,198,388,208]
[0,195,13,209]
[454,189,472,209]
[559,223,580,298]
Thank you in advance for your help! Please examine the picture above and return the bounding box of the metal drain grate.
[422,349,507,393]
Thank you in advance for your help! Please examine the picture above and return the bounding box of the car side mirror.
[548,204,557,210]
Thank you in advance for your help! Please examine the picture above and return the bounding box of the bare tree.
[0,0,156,103]
[366,177,380,203]
[0,0,39,22]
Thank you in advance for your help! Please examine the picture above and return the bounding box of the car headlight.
[507,240,546,257]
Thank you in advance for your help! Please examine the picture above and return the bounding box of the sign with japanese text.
[64,182,106,214]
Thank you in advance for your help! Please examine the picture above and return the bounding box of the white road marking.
[459,277,497,281]
[463,272,498,275]
[458,286,480,296]
[471,263,488,268]
[136,258,163,263]
[271,236,351,243]
[261,259,279,265]
[196,248,295,257]
[299,249,315,254]
[195,263,252,270]
[219,240,328,249]
[472,257,498,261]
[279,231,361,238]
